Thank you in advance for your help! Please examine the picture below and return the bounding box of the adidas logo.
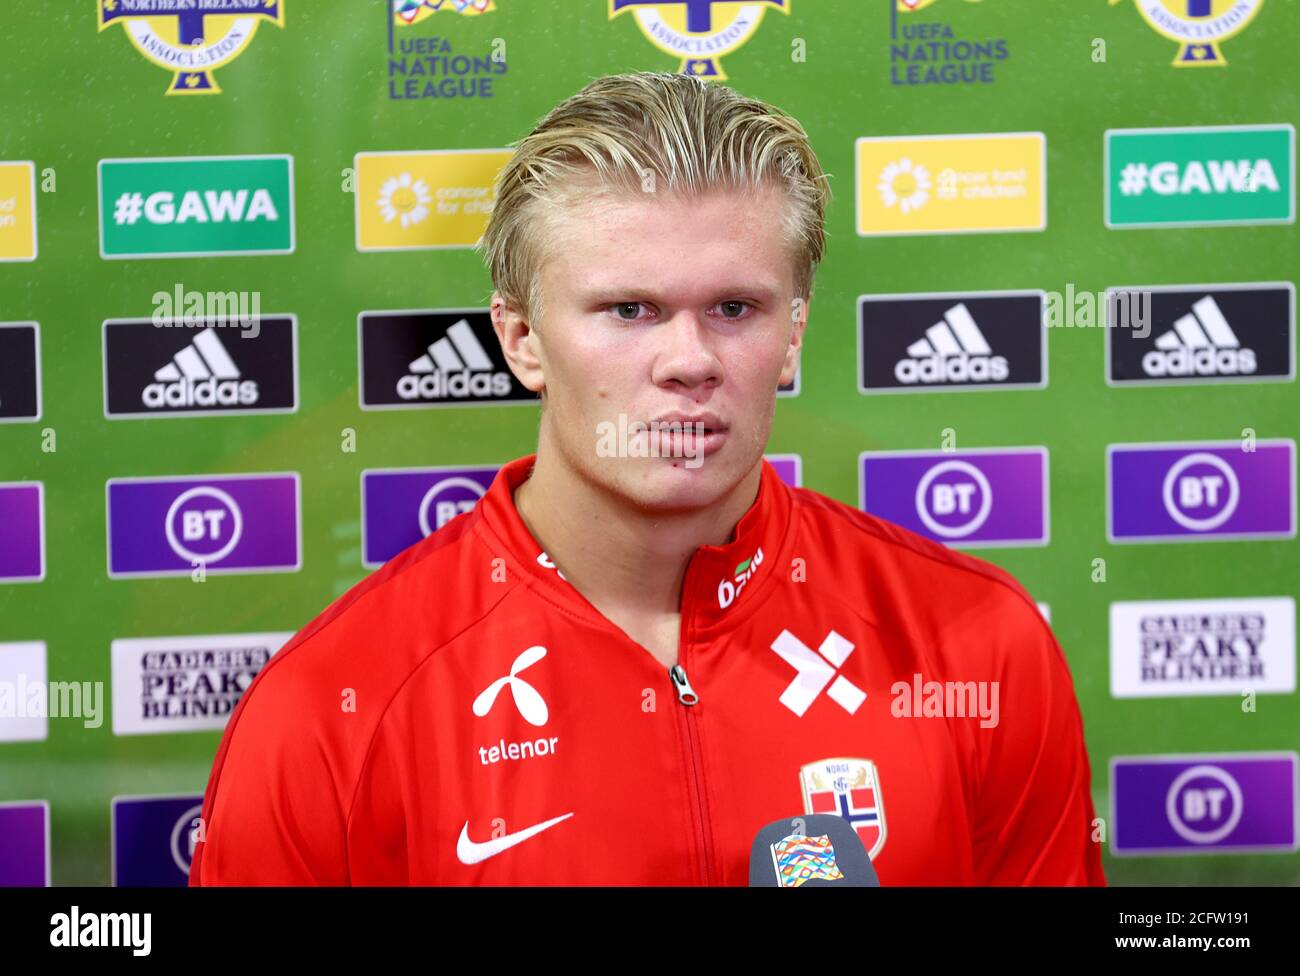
[894,303,1009,384]
[143,331,257,409]
[397,318,513,400]
[1142,296,1257,377]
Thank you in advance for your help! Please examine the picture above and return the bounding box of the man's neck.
[513,441,763,620]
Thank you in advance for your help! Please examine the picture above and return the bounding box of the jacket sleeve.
[969,596,1107,886]
[189,653,350,886]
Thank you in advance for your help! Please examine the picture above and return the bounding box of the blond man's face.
[495,182,805,514]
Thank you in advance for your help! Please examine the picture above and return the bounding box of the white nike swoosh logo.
[456,812,574,865]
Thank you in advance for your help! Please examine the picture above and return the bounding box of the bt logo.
[165,487,243,565]
[1166,765,1243,845]
[418,477,486,536]
[916,460,992,538]
[1162,452,1239,531]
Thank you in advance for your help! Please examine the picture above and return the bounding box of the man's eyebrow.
[576,282,782,301]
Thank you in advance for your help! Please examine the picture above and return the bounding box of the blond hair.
[477,71,831,330]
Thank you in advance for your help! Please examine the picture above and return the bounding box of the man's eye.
[611,302,647,322]
[717,301,751,319]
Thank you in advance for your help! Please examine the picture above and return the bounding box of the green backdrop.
[0,0,1296,885]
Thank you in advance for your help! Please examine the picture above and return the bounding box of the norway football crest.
[799,758,887,860]
[609,1,791,80]
[1108,0,1265,66]
[98,0,285,95]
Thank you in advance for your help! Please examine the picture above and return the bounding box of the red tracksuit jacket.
[189,453,1106,885]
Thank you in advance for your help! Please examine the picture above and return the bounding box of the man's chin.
[613,455,741,513]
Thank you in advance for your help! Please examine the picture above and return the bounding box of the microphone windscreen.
[748,814,881,887]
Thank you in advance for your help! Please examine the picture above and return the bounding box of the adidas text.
[397,369,513,399]
[895,354,1009,384]
[143,377,258,408]
[1143,347,1256,377]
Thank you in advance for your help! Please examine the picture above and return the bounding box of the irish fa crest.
[609,1,791,80]
[1109,0,1265,66]
[799,758,887,860]
[98,0,285,95]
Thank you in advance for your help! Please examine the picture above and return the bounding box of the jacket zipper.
[670,660,716,885]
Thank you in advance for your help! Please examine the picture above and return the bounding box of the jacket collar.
[476,453,795,636]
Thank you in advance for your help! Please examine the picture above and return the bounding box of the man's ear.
[779,295,808,388]
[491,291,546,395]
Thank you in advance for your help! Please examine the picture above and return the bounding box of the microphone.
[748,814,881,887]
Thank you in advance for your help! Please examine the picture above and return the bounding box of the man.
[190,72,1105,885]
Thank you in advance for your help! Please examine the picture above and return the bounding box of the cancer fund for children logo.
[354,149,510,250]
[857,132,1045,236]
[98,155,295,259]
[0,162,37,262]
[1108,0,1265,67]
[388,0,505,102]
[890,0,1009,86]
[98,0,285,95]
[609,0,790,80]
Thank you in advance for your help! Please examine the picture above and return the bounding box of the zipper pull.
[670,664,699,706]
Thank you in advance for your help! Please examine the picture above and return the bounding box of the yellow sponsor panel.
[355,149,512,251]
[0,161,37,262]
[856,132,1046,236]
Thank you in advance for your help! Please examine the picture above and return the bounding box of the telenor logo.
[1107,284,1294,386]
[104,317,297,418]
[359,310,537,409]
[473,645,550,727]
[860,291,1045,393]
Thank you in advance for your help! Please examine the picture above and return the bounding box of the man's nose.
[651,310,722,388]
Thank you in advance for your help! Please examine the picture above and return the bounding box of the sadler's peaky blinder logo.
[609,0,790,80]
[99,0,285,95]
[1108,0,1265,67]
